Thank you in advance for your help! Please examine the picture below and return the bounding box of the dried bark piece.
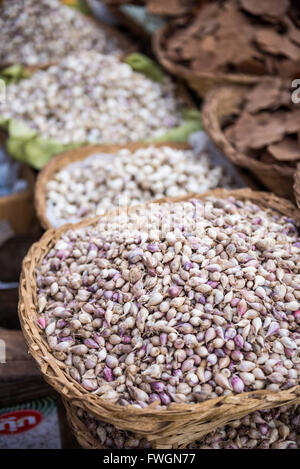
[146,0,198,16]
[191,50,218,73]
[268,137,300,161]
[255,28,300,61]
[285,109,300,133]
[184,3,221,38]
[230,112,286,151]
[237,58,267,75]
[277,59,300,79]
[284,17,300,45]
[239,0,290,19]
[215,30,255,67]
[260,152,279,164]
[244,78,284,113]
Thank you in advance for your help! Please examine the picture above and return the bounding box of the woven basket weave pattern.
[202,86,296,201]
[19,188,300,448]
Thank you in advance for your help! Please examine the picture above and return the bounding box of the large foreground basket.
[202,86,296,201]
[18,189,300,448]
[63,398,107,449]
[153,25,267,98]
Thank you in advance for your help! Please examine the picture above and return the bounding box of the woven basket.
[0,164,36,234]
[0,0,136,70]
[63,398,107,449]
[153,25,267,98]
[18,188,300,448]
[35,142,193,230]
[294,164,300,209]
[202,86,296,201]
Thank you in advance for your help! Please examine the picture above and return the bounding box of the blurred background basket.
[202,86,296,201]
[153,25,267,98]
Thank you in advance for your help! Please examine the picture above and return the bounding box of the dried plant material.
[159,0,300,79]
[223,79,300,170]
[255,29,300,61]
[268,137,300,161]
[285,109,300,133]
[230,113,286,151]
[145,0,199,16]
[104,0,199,17]
[244,79,283,113]
[240,0,290,20]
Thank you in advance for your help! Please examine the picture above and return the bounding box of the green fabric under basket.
[0,54,202,169]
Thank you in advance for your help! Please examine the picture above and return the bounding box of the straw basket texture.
[294,164,300,209]
[19,188,300,448]
[35,142,194,230]
[153,25,267,98]
[202,86,296,201]
[63,398,107,449]
[0,0,136,70]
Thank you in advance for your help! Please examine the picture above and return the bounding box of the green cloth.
[124,53,165,83]
[66,0,91,15]
[2,119,82,169]
[0,64,30,85]
[0,53,202,169]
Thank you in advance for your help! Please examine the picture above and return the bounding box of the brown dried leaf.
[231,112,286,151]
[285,17,300,45]
[191,50,218,73]
[181,37,203,60]
[260,152,279,164]
[277,59,300,78]
[268,137,300,161]
[255,28,300,60]
[239,0,290,19]
[244,78,283,113]
[237,58,267,75]
[285,109,300,133]
[146,0,198,16]
[215,30,255,67]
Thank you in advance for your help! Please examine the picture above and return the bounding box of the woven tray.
[63,398,108,449]
[153,25,266,98]
[202,86,296,201]
[18,188,300,448]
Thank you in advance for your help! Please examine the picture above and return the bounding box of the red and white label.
[0,410,43,435]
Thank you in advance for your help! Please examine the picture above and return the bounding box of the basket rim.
[294,163,300,209]
[35,142,191,230]
[62,398,107,450]
[202,85,296,178]
[0,4,136,70]
[18,188,300,447]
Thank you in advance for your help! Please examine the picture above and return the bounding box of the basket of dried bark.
[153,0,300,97]
[202,80,300,201]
